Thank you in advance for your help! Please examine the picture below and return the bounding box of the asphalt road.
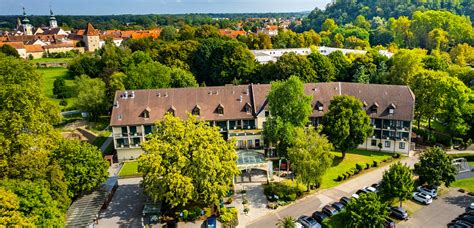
[399,189,473,228]
[246,156,418,228]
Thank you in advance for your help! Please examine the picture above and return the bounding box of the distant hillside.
[299,0,474,31]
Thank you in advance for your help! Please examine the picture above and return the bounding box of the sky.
[0,0,331,15]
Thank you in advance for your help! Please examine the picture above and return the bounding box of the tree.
[264,76,312,157]
[342,192,389,227]
[328,50,351,81]
[450,43,474,66]
[170,67,198,88]
[52,139,109,198]
[0,188,33,226]
[74,74,107,120]
[322,95,372,158]
[0,179,65,227]
[380,162,414,207]
[53,77,68,99]
[273,52,317,82]
[389,16,414,48]
[178,25,196,40]
[287,127,334,189]
[68,53,102,78]
[276,216,297,228]
[332,33,345,48]
[195,25,221,39]
[322,19,338,32]
[125,61,172,89]
[389,48,426,85]
[415,147,456,187]
[0,44,20,58]
[307,52,336,82]
[427,28,449,51]
[354,15,371,30]
[138,114,239,209]
[160,26,178,41]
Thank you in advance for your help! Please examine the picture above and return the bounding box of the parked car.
[205,216,217,228]
[413,192,433,205]
[383,218,396,228]
[390,206,408,220]
[466,203,474,212]
[417,186,438,199]
[352,193,360,199]
[372,183,380,189]
[312,211,328,224]
[298,215,321,228]
[295,222,304,228]
[448,220,473,228]
[458,214,474,224]
[322,205,339,217]
[363,186,377,193]
[340,196,351,206]
[332,202,344,212]
[356,189,368,195]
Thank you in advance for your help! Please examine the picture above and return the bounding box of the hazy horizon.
[0,0,330,16]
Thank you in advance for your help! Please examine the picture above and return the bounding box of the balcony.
[129,132,143,137]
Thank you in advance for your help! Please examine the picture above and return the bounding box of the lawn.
[320,149,394,189]
[469,161,474,167]
[30,57,72,63]
[37,67,76,111]
[118,161,142,177]
[452,177,474,192]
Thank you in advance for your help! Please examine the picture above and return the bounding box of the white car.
[351,193,360,199]
[413,192,433,205]
[363,186,377,193]
[466,203,474,212]
[295,221,304,228]
[417,186,438,199]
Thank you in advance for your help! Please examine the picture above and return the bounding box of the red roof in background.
[84,23,99,36]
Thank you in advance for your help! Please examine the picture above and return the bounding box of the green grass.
[118,161,141,177]
[320,149,394,189]
[452,177,474,192]
[469,161,474,167]
[37,67,76,111]
[30,57,72,63]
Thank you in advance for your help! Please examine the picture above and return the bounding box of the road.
[247,156,418,228]
[399,189,473,228]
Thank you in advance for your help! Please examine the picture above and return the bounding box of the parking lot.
[399,189,473,228]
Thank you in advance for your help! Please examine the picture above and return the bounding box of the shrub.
[342,174,347,180]
[60,99,68,106]
[336,175,342,181]
[365,163,370,169]
[346,171,352,177]
[242,199,248,204]
[356,163,363,172]
[218,207,238,223]
[267,202,278,209]
[393,153,401,159]
[182,209,189,220]
[287,193,297,201]
[243,207,250,214]
[372,161,378,167]
[227,198,233,204]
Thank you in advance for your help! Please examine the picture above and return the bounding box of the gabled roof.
[84,23,99,36]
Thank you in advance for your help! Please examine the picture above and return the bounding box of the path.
[246,156,419,228]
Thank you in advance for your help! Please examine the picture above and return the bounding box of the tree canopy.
[380,162,414,207]
[342,192,389,227]
[415,147,456,187]
[138,114,239,209]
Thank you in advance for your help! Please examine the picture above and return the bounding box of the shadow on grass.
[332,156,343,167]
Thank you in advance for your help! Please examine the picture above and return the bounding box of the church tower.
[49,8,58,28]
[22,7,33,35]
[83,23,100,52]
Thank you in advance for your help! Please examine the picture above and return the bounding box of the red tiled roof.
[85,23,99,36]
[25,44,43,52]
[0,41,25,49]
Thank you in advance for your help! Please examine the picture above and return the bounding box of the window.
[121,126,128,136]
[371,102,379,114]
[265,111,270,117]
[247,140,253,148]
[167,107,176,116]
[192,105,200,116]
[216,104,224,115]
[144,125,152,135]
[315,101,323,111]
[385,141,391,148]
[237,140,244,148]
[243,103,252,114]
[371,140,377,147]
[141,107,151,118]
[399,142,406,149]
[129,126,137,135]
[255,139,260,148]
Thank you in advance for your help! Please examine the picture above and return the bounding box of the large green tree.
[287,127,334,189]
[273,52,317,82]
[415,147,456,187]
[322,95,372,158]
[52,139,109,198]
[389,48,426,85]
[138,114,239,209]
[380,162,414,207]
[0,44,20,58]
[342,192,389,227]
[74,74,108,120]
[0,188,33,226]
[307,52,336,82]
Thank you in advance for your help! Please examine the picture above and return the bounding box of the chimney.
[246,88,249,96]
[124,91,128,99]
[114,101,119,108]
[240,95,243,103]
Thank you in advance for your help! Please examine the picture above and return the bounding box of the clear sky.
[0,0,330,15]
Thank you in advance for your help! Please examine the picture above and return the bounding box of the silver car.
[413,192,433,205]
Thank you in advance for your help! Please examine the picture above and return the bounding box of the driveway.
[96,177,145,228]
[399,189,473,228]
[247,156,419,228]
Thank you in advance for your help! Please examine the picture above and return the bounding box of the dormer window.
[141,107,151,119]
[371,102,379,114]
[362,101,368,110]
[192,105,201,116]
[167,106,176,117]
[388,103,396,114]
[216,104,224,115]
[315,101,324,111]
[242,102,252,114]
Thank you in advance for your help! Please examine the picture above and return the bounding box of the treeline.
[0,54,109,226]
[301,0,474,31]
[0,12,305,31]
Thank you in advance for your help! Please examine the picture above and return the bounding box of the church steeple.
[49,7,58,28]
[21,7,33,35]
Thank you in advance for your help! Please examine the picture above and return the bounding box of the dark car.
[390,207,408,220]
[356,189,368,195]
[340,196,351,206]
[467,203,474,213]
[372,183,380,189]
[448,220,473,228]
[383,218,396,228]
[298,215,321,228]
[322,205,338,217]
[332,202,344,212]
[458,214,474,224]
[312,211,328,224]
[205,216,217,228]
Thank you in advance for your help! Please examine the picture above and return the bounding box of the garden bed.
[118,161,142,177]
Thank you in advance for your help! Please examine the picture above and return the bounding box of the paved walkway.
[96,177,145,228]
[247,156,419,228]
[399,189,472,228]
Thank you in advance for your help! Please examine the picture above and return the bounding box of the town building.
[110,82,414,162]
[251,47,394,64]
[83,23,100,52]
